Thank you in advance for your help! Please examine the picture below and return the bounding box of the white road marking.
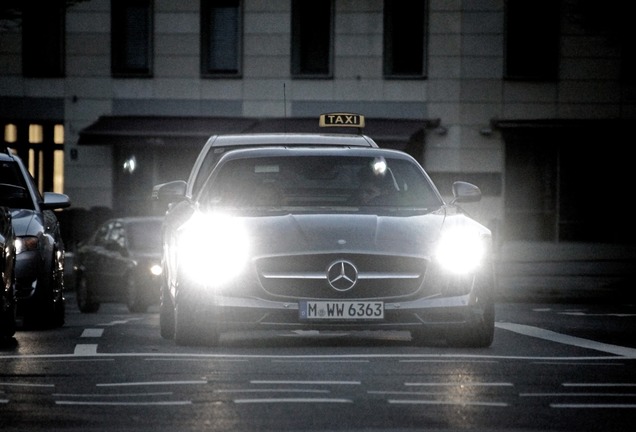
[400,359,498,364]
[81,328,104,337]
[251,380,360,385]
[551,403,636,409]
[234,398,352,404]
[521,392,636,397]
[388,399,508,407]
[98,318,144,326]
[0,382,54,388]
[74,344,98,356]
[560,312,636,317]
[532,361,623,366]
[216,388,330,394]
[272,359,370,364]
[563,383,636,387]
[404,382,513,387]
[145,358,248,363]
[53,392,174,397]
[495,322,636,357]
[96,380,207,387]
[56,400,191,406]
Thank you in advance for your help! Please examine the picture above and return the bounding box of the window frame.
[111,0,154,78]
[383,0,428,79]
[291,0,334,79]
[200,0,243,78]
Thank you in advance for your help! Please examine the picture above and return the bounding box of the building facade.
[1,0,634,245]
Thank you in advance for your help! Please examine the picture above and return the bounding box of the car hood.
[131,250,162,261]
[9,208,41,237]
[231,209,477,258]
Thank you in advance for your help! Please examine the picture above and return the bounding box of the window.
[383,0,427,78]
[505,0,560,80]
[22,0,65,77]
[2,121,65,194]
[291,0,333,77]
[201,0,242,77]
[111,0,153,77]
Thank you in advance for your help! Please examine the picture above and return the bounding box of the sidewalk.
[494,242,636,303]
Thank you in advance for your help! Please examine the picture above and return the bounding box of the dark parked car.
[0,149,70,328]
[74,216,163,313]
[0,205,16,340]
[154,139,495,347]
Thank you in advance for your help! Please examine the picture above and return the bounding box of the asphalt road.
[1,292,636,432]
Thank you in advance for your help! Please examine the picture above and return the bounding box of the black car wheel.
[159,281,175,339]
[174,293,219,346]
[0,297,16,339]
[444,301,495,348]
[126,274,147,313]
[76,274,99,313]
[23,252,65,329]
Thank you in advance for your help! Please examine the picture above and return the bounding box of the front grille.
[256,253,426,300]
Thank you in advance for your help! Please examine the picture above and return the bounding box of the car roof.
[107,216,164,225]
[203,133,379,149]
[0,149,18,162]
[213,145,415,162]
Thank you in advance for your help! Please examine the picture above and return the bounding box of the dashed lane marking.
[74,344,98,356]
[81,328,104,337]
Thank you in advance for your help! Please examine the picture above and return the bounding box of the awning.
[77,115,439,149]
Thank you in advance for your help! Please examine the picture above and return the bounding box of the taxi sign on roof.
[319,113,365,128]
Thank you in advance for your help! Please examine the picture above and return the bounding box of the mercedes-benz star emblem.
[326,260,358,291]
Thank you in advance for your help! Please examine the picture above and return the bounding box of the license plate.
[299,301,384,320]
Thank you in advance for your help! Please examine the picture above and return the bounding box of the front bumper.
[178,290,491,333]
[15,251,41,300]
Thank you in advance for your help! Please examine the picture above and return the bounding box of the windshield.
[127,220,163,252]
[199,155,443,212]
[0,160,34,210]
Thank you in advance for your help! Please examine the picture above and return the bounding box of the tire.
[174,294,219,346]
[126,274,147,313]
[1,260,17,339]
[159,281,175,340]
[48,250,66,327]
[76,274,99,313]
[23,252,66,329]
[0,297,16,339]
[444,302,495,348]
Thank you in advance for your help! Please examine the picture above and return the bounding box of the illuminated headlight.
[436,227,486,274]
[177,212,249,287]
[16,236,39,255]
[149,263,163,276]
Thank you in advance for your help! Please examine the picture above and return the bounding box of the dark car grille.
[256,253,426,300]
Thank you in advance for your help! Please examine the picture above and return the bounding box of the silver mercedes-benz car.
[154,130,495,348]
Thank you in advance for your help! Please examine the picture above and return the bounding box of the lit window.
[54,150,64,193]
[29,124,43,144]
[4,124,17,143]
[54,124,64,144]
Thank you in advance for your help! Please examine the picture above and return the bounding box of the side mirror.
[42,192,71,210]
[451,181,481,204]
[152,180,187,203]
